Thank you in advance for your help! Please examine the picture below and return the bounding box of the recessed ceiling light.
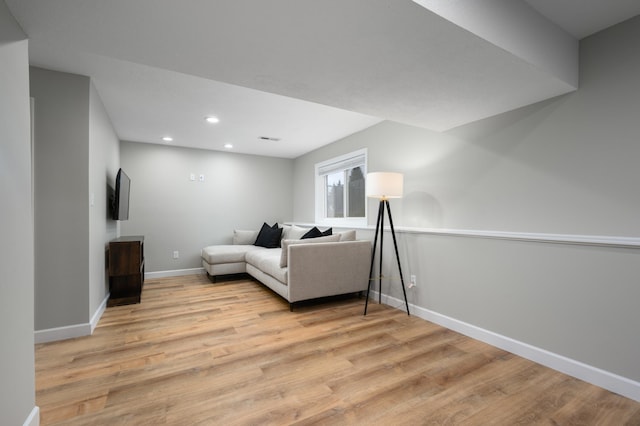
[224,143,233,149]
[162,136,173,142]
[205,116,220,124]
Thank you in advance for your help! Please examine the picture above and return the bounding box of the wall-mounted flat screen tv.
[112,168,130,221]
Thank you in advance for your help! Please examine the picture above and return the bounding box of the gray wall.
[0,1,36,423]
[31,67,120,332]
[89,83,119,318]
[120,141,293,272]
[293,16,640,382]
[31,66,91,329]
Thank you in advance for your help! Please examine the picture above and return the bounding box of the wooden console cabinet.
[108,236,145,306]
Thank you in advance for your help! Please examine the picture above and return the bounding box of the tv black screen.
[113,168,130,221]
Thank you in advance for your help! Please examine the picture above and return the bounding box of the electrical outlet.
[173,251,179,259]
[409,275,417,288]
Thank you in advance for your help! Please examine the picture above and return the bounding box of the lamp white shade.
[366,172,404,199]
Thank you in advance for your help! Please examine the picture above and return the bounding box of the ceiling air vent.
[259,136,281,142]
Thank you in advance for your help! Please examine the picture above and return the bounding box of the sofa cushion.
[201,245,260,264]
[233,229,259,245]
[280,234,341,267]
[338,230,356,241]
[280,224,291,241]
[254,222,282,248]
[287,225,310,240]
[246,248,288,283]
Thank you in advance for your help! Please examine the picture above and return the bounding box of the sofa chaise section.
[201,244,261,277]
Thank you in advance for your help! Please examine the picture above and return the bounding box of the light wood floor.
[36,275,640,425]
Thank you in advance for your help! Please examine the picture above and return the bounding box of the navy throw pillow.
[301,227,332,239]
[301,226,322,239]
[254,222,282,248]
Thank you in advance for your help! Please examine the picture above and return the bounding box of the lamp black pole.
[364,198,410,316]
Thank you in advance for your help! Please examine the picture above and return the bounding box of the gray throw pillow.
[233,229,259,245]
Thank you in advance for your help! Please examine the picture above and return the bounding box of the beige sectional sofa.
[201,224,371,309]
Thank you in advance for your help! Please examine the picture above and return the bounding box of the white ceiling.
[524,0,640,39]
[6,0,640,158]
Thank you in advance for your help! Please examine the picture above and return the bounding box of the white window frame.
[314,148,367,227]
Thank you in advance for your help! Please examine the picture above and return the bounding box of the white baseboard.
[35,293,109,344]
[23,406,39,426]
[90,292,109,333]
[371,291,640,402]
[145,267,205,279]
[34,321,91,344]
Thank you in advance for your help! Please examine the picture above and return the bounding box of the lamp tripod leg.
[379,201,384,305]
[385,200,410,316]
[364,200,384,315]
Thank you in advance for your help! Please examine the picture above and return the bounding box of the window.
[315,149,367,226]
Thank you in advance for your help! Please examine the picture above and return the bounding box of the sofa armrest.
[287,240,372,303]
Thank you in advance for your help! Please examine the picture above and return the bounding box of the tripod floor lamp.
[364,172,410,316]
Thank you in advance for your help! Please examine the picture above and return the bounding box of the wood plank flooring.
[35,275,640,425]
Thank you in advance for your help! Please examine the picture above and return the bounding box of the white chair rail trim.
[287,222,640,249]
[397,227,640,249]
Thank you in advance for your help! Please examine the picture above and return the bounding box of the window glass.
[325,171,344,218]
[347,166,365,217]
[315,149,367,226]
